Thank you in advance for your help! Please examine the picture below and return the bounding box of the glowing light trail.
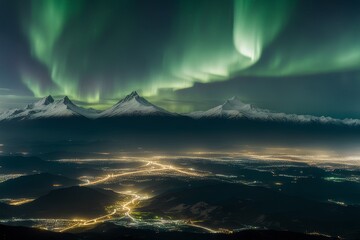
[58,160,211,233]
[80,161,203,186]
[59,191,146,232]
[7,198,34,206]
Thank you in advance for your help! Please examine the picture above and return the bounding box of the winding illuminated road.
[58,160,218,233]
[80,161,203,186]
[59,191,142,232]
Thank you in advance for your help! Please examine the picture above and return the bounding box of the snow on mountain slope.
[0,96,96,121]
[36,96,100,119]
[1,93,359,126]
[99,91,175,117]
[0,92,175,121]
[188,96,359,125]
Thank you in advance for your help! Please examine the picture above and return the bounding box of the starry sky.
[1,0,360,117]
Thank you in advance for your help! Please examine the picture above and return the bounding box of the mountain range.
[140,181,360,238]
[0,91,172,121]
[0,91,359,126]
[188,96,360,125]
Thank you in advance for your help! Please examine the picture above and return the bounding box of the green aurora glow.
[1,0,360,115]
[20,0,297,103]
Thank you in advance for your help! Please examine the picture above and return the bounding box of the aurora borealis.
[1,0,360,116]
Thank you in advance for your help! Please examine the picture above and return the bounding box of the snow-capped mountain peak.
[48,96,100,118]
[188,96,349,125]
[0,96,92,121]
[188,96,260,119]
[100,91,174,117]
[222,97,254,112]
[119,91,140,102]
[33,95,55,107]
[1,92,360,126]
[116,91,152,107]
[59,96,72,105]
[0,91,176,121]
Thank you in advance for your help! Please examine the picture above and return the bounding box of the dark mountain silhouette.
[0,223,336,240]
[0,156,49,173]
[140,182,360,239]
[21,186,120,218]
[0,173,81,198]
[0,186,121,219]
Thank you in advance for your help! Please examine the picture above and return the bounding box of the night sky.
[1,0,360,117]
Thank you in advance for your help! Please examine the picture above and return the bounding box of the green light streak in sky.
[150,0,295,93]
[28,0,70,64]
[233,0,294,67]
[3,0,360,115]
[21,0,295,106]
[23,0,84,100]
[167,0,238,83]
[147,0,237,93]
[21,74,45,98]
[247,32,360,77]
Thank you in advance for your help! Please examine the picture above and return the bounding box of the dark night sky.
[1,0,360,117]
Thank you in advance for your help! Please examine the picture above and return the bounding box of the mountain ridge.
[189,96,360,126]
[100,91,175,117]
[1,93,360,126]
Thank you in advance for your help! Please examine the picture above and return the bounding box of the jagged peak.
[117,91,145,104]
[58,96,73,105]
[222,96,254,111]
[129,91,139,97]
[34,95,54,106]
[125,91,139,99]
[102,90,173,116]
